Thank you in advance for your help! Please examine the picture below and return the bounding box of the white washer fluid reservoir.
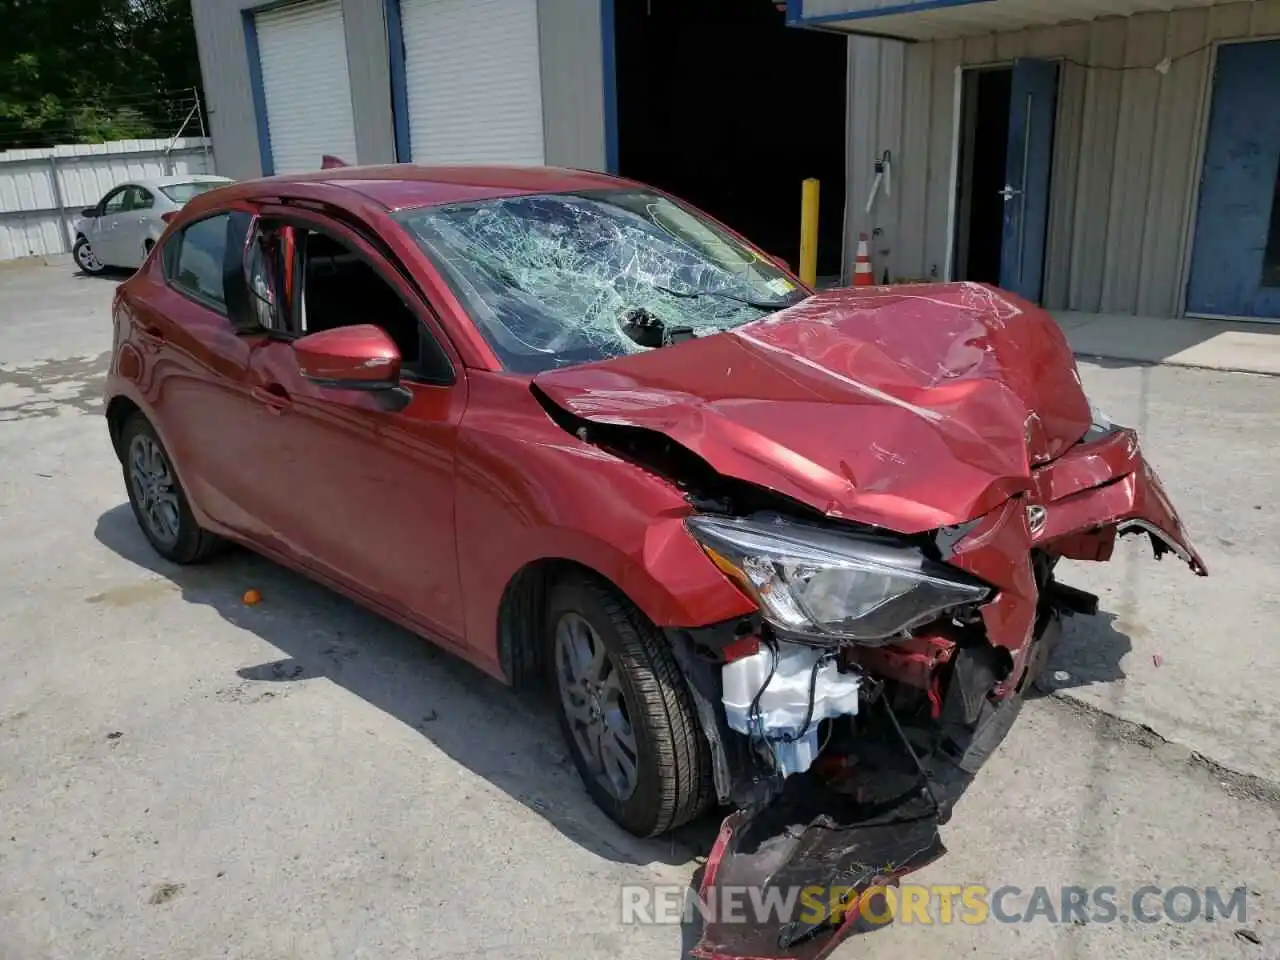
[721,641,860,777]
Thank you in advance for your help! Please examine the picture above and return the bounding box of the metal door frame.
[945,57,1066,288]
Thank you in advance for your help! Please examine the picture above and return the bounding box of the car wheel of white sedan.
[73,237,106,275]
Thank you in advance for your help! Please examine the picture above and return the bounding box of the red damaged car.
[104,165,1206,959]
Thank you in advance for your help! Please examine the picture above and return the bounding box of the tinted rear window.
[159,181,226,204]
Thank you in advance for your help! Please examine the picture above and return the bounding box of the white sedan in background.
[72,174,232,275]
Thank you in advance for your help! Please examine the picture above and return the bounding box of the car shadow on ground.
[1029,610,1132,698]
[94,502,723,877]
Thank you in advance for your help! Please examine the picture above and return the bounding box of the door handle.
[252,383,291,413]
[999,185,1022,202]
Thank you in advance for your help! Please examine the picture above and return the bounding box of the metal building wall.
[538,0,608,171]
[845,0,1280,317]
[191,0,396,180]
[192,0,608,179]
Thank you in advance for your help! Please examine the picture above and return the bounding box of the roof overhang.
[786,0,1231,41]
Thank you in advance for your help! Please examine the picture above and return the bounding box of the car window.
[102,189,128,215]
[247,220,451,382]
[169,214,232,309]
[393,189,809,374]
[159,181,227,204]
[127,187,155,211]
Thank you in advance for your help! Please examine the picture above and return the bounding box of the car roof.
[224,164,630,211]
[129,174,232,190]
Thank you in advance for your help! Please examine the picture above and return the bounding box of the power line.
[1060,40,1215,73]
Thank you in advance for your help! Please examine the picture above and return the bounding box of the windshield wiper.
[653,284,791,311]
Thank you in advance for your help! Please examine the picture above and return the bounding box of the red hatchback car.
[105,165,1205,959]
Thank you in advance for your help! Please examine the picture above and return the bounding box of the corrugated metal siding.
[191,0,393,180]
[0,139,214,261]
[537,0,606,171]
[845,0,1280,317]
[401,0,545,165]
[256,0,359,174]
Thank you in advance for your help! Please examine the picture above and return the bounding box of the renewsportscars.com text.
[621,883,1249,927]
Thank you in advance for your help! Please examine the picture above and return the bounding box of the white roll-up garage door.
[255,0,358,174]
[401,0,545,165]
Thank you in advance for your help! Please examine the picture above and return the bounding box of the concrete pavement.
[0,262,1276,960]
[1056,311,1280,377]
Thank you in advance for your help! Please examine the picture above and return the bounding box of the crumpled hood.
[534,282,1092,534]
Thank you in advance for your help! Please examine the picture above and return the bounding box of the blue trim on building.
[788,0,993,26]
[601,0,619,174]
[242,11,275,177]
[384,0,412,162]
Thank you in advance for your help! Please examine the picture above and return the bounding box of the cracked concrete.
[0,263,1276,960]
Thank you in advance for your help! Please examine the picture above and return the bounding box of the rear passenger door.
[115,186,156,268]
[143,209,272,535]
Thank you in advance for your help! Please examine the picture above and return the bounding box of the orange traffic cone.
[853,233,874,287]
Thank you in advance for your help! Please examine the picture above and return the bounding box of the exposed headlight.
[686,514,990,645]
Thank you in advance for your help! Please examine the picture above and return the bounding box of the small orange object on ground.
[242,589,262,605]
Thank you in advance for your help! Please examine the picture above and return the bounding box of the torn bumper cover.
[688,623,1046,960]
[685,433,1204,960]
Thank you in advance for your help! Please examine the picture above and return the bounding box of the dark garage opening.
[614,0,847,278]
[953,67,1012,285]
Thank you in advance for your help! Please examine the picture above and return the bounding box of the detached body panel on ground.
[102,164,1205,960]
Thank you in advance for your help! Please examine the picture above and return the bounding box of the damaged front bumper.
[678,620,1052,960]
[672,426,1205,960]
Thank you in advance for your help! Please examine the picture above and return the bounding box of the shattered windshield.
[393,189,809,373]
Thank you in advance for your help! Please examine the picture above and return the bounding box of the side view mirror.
[294,325,411,411]
[81,207,99,218]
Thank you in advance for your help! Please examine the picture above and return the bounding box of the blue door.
[999,58,1060,302]
[1187,40,1280,319]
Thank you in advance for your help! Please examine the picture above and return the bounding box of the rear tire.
[546,574,712,837]
[120,413,220,564]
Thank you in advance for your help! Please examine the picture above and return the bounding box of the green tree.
[0,0,201,149]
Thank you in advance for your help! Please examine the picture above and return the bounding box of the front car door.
[91,186,131,266]
[233,210,470,647]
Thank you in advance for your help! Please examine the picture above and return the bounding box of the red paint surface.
[534,283,1093,534]
[293,324,401,384]
[845,630,956,691]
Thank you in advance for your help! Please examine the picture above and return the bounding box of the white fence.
[0,137,216,262]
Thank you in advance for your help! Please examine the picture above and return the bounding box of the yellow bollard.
[799,178,819,287]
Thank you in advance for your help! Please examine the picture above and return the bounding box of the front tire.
[73,236,105,275]
[120,413,220,564]
[546,574,712,837]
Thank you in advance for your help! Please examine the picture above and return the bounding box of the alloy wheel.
[76,241,102,272]
[128,433,181,547]
[554,612,640,801]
